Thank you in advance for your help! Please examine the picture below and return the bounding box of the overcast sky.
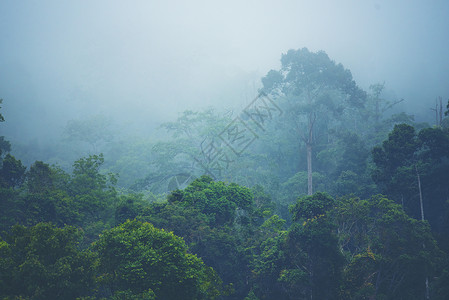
[1,0,448,141]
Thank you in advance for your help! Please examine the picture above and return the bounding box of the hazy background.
[1,0,448,145]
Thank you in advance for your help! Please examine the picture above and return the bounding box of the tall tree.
[261,48,366,195]
[372,124,449,230]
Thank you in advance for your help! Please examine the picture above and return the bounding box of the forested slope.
[1,50,449,299]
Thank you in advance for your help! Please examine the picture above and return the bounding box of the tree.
[71,154,116,194]
[22,161,80,227]
[0,154,27,232]
[134,109,231,194]
[261,48,366,195]
[371,123,421,216]
[251,193,343,299]
[0,223,96,300]
[415,127,449,235]
[168,175,254,227]
[141,176,271,299]
[285,192,344,299]
[372,124,449,231]
[63,115,114,153]
[365,83,405,135]
[0,154,26,188]
[26,161,54,194]
[93,220,222,300]
[251,232,287,299]
[69,154,118,244]
[336,195,442,299]
[329,132,377,198]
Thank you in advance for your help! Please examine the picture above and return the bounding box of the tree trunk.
[305,112,315,196]
[307,143,313,195]
[415,164,429,299]
[416,165,424,221]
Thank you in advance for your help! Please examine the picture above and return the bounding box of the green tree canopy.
[337,195,442,299]
[168,175,254,227]
[0,223,96,300]
[93,220,222,300]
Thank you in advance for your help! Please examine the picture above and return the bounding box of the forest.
[1,47,449,300]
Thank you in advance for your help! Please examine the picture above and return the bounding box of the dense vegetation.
[1,49,449,299]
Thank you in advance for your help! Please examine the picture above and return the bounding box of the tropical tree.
[371,123,421,216]
[93,220,222,300]
[63,115,114,154]
[285,192,344,299]
[336,195,442,299]
[0,154,26,188]
[250,193,343,299]
[415,127,449,235]
[372,124,449,232]
[261,48,367,195]
[0,223,96,300]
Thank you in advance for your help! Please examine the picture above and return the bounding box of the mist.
[3,2,449,298]
[1,0,448,146]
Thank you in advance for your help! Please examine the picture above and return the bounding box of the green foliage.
[260,47,368,196]
[261,215,286,233]
[0,154,26,188]
[114,193,148,225]
[373,123,418,172]
[109,289,156,300]
[2,53,449,299]
[0,223,96,300]
[93,220,222,300]
[170,175,254,227]
[372,124,449,233]
[251,193,344,300]
[26,161,54,194]
[71,154,116,194]
[285,200,344,299]
[141,177,272,299]
[103,138,154,188]
[275,48,366,106]
[337,195,443,299]
[290,192,335,221]
[251,191,445,299]
[371,124,420,216]
[69,154,118,238]
[280,171,326,203]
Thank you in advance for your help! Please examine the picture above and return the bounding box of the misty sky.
[1,0,448,142]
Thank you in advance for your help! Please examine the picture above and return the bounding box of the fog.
[1,0,448,144]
